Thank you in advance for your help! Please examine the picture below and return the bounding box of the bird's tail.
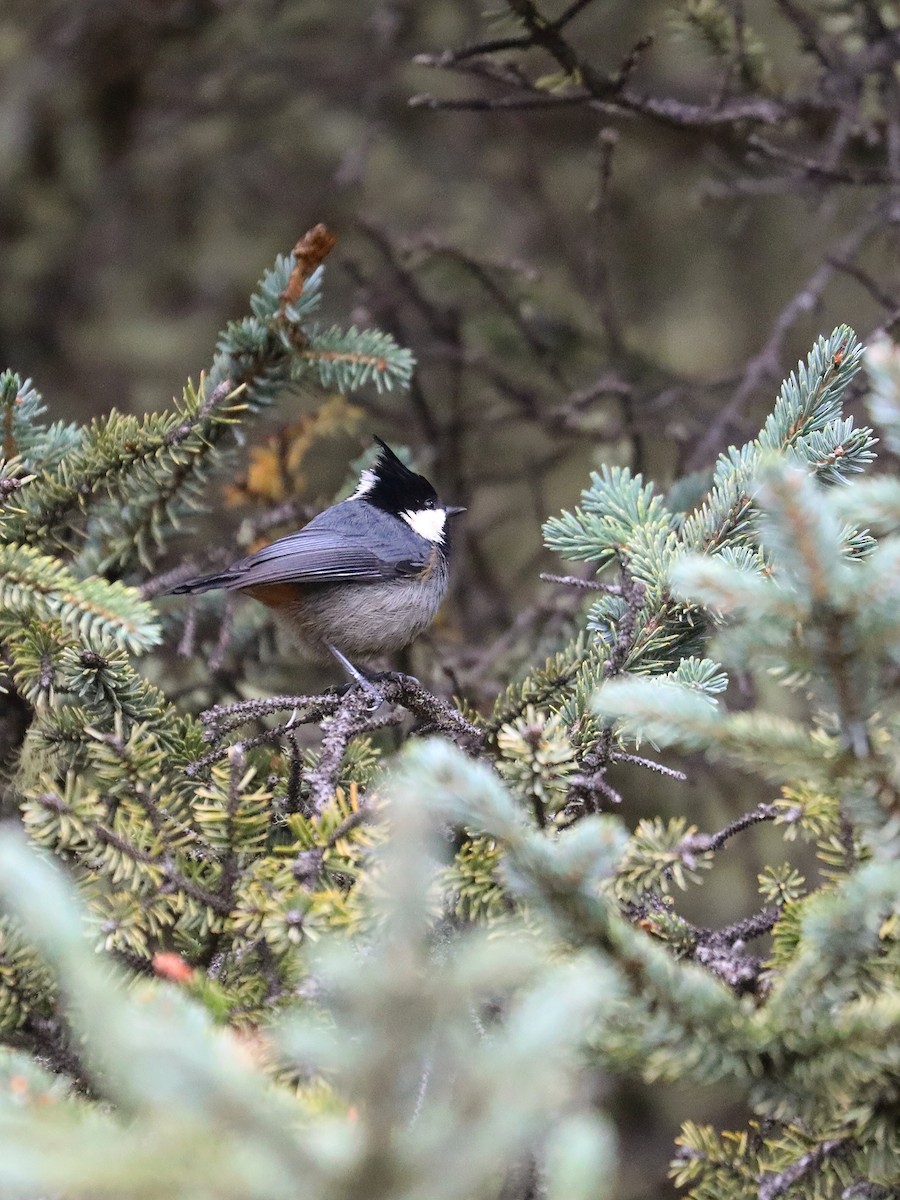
[165,569,243,595]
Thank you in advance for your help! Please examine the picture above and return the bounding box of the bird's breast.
[240,562,449,661]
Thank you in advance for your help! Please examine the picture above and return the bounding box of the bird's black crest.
[363,436,438,515]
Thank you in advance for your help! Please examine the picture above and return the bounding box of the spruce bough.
[0,238,897,1200]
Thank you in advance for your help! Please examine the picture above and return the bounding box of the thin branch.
[218,745,244,905]
[409,90,590,113]
[758,1136,855,1200]
[540,573,623,593]
[629,892,779,994]
[588,126,623,346]
[747,132,900,185]
[771,0,839,71]
[305,689,377,814]
[32,792,232,917]
[680,802,779,854]
[608,750,687,781]
[194,675,485,816]
[5,1015,94,1093]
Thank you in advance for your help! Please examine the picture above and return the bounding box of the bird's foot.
[355,676,385,711]
[326,643,384,710]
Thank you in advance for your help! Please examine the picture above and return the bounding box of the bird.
[167,437,465,698]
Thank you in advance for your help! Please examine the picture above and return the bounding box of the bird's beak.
[446,505,467,517]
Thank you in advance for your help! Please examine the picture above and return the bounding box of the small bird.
[168,438,464,696]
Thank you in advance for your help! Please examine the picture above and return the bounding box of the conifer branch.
[3,208,899,1196]
[523,325,875,778]
[29,790,231,919]
[680,803,780,854]
[757,1135,855,1200]
[0,545,160,653]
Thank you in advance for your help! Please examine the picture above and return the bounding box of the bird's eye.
[425,497,435,509]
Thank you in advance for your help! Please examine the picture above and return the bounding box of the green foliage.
[0,372,81,465]
[0,549,160,655]
[613,816,714,901]
[2,245,900,1199]
[535,327,875,729]
[0,795,616,1200]
[496,704,577,825]
[440,835,509,923]
[210,256,414,404]
[0,250,412,579]
[0,243,418,1025]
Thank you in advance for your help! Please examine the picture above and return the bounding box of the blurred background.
[2,2,898,1195]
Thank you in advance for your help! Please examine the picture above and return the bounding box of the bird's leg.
[326,643,384,708]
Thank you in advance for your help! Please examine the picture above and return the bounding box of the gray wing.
[169,525,425,595]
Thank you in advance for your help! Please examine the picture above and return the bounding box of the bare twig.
[6,1016,94,1094]
[306,689,377,813]
[747,133,900,185]
[681,802,780,854]
[540,573,622,593]
[771,0,839,71]
[630,892,780,994]
[587,127,623,356]
[608,750,687,781]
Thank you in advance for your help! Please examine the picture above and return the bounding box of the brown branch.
[194,674,485,818]
[279,224,337,312]
[629,892,780,994]
[680,802,780,854]
[305,688,377,814]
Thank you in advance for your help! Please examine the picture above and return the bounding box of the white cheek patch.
[401,508,448,543]
[350,467,378,500]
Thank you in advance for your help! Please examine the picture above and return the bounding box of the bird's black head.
[351,437,465,545]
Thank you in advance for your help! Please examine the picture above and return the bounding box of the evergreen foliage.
[1,239,899,1199]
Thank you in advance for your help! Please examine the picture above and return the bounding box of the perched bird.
[168,438,464,695]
